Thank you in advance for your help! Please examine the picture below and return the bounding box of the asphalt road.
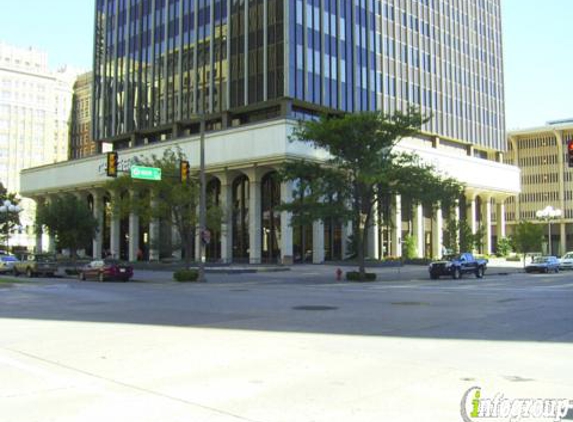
[1,265,572,422]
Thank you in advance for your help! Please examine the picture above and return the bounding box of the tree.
[443,218,460,254]
[0,183,22,251]
[512,221,544,266]
[444,218,486,255]
[106,148,223,268]
[279,109,464,279]
[36,194,98,259]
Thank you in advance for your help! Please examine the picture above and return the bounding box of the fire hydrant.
[335,268,343,281]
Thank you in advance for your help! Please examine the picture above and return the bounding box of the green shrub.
[496,237,514,257]
[346,271,377,282]
[173,269,199,282]
[65,268,80,276]
[506,255,521,262]
[402,235,417,260]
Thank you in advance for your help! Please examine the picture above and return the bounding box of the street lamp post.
[0,200,22,253]
[535,205,562,256]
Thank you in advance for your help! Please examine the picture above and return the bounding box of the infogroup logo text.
[460,387,573,422]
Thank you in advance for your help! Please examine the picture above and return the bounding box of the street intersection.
[0,265,572,422]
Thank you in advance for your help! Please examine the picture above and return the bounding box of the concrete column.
[218,182,233,264]
[453,200,461,252]
[482,196,493,255]
[496,200,506,241]
[92,191,104,259]
[280,181,294,265]
[128,192,140,262]
[249,178,262,264]
[48,234,56,254]
[171,216,182,260]
[391,195,402,258]
[312,220,325,264]
[72,192,87,258]
[149,196,160,261]
[34,197,45,254]
[412,203,424,258]
[366,197,379,259]
[35,231,43,254]
[109,192,121,259]
[341,220,353,259]
[466,193,477,235]
[45,195,56,254]
[431,203,443,259]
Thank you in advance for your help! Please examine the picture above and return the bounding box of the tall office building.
[0,42,78,249]
[70,72,97,160]
[505,120,573,255]
[21,1,519,262]
[93,0,505,152]
[0,43,77,192]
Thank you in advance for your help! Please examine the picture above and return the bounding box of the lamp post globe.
[0,199,23,253]
[536,205,562,256]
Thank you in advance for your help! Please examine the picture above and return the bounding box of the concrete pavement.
[0,266,572,422]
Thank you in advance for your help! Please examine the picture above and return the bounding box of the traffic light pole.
[198,113,207,282]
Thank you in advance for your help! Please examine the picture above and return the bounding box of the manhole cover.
[292,305,339,311]
[497,298,518,303]
[391,301,430,306]
[230,289,250,292]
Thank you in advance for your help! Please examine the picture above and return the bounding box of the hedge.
[173,269,199,282]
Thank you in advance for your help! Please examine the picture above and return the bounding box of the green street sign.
[130,166,162,181]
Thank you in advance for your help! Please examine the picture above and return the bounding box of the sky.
[0,0,571,130]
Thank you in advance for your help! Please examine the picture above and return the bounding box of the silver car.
[0,255,19,273]
[525,256,560,274]
[560,252,573,270]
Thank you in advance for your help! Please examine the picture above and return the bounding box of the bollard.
[336,268,343,281]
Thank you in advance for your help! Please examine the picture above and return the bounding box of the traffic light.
[568,140,573,168]
[106,152,118,177]
[180,160,190,183]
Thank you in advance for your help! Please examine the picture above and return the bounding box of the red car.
[78,259,133,282]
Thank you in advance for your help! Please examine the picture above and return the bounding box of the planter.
[346,271,377,282]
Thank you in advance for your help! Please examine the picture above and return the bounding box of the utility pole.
[198,114,206,282]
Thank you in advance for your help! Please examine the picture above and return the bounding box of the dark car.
[79,259,133,282]
[428,252,488,280]
[525,256,560,274]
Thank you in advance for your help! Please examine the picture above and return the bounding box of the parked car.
[525,256,560,273]
[13,254,58,277]
[0,255,19,273]
[78,259,133,282]
[428,252,488,279]
[559,252,573,270]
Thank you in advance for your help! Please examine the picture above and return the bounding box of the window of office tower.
[93,0,231,139]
